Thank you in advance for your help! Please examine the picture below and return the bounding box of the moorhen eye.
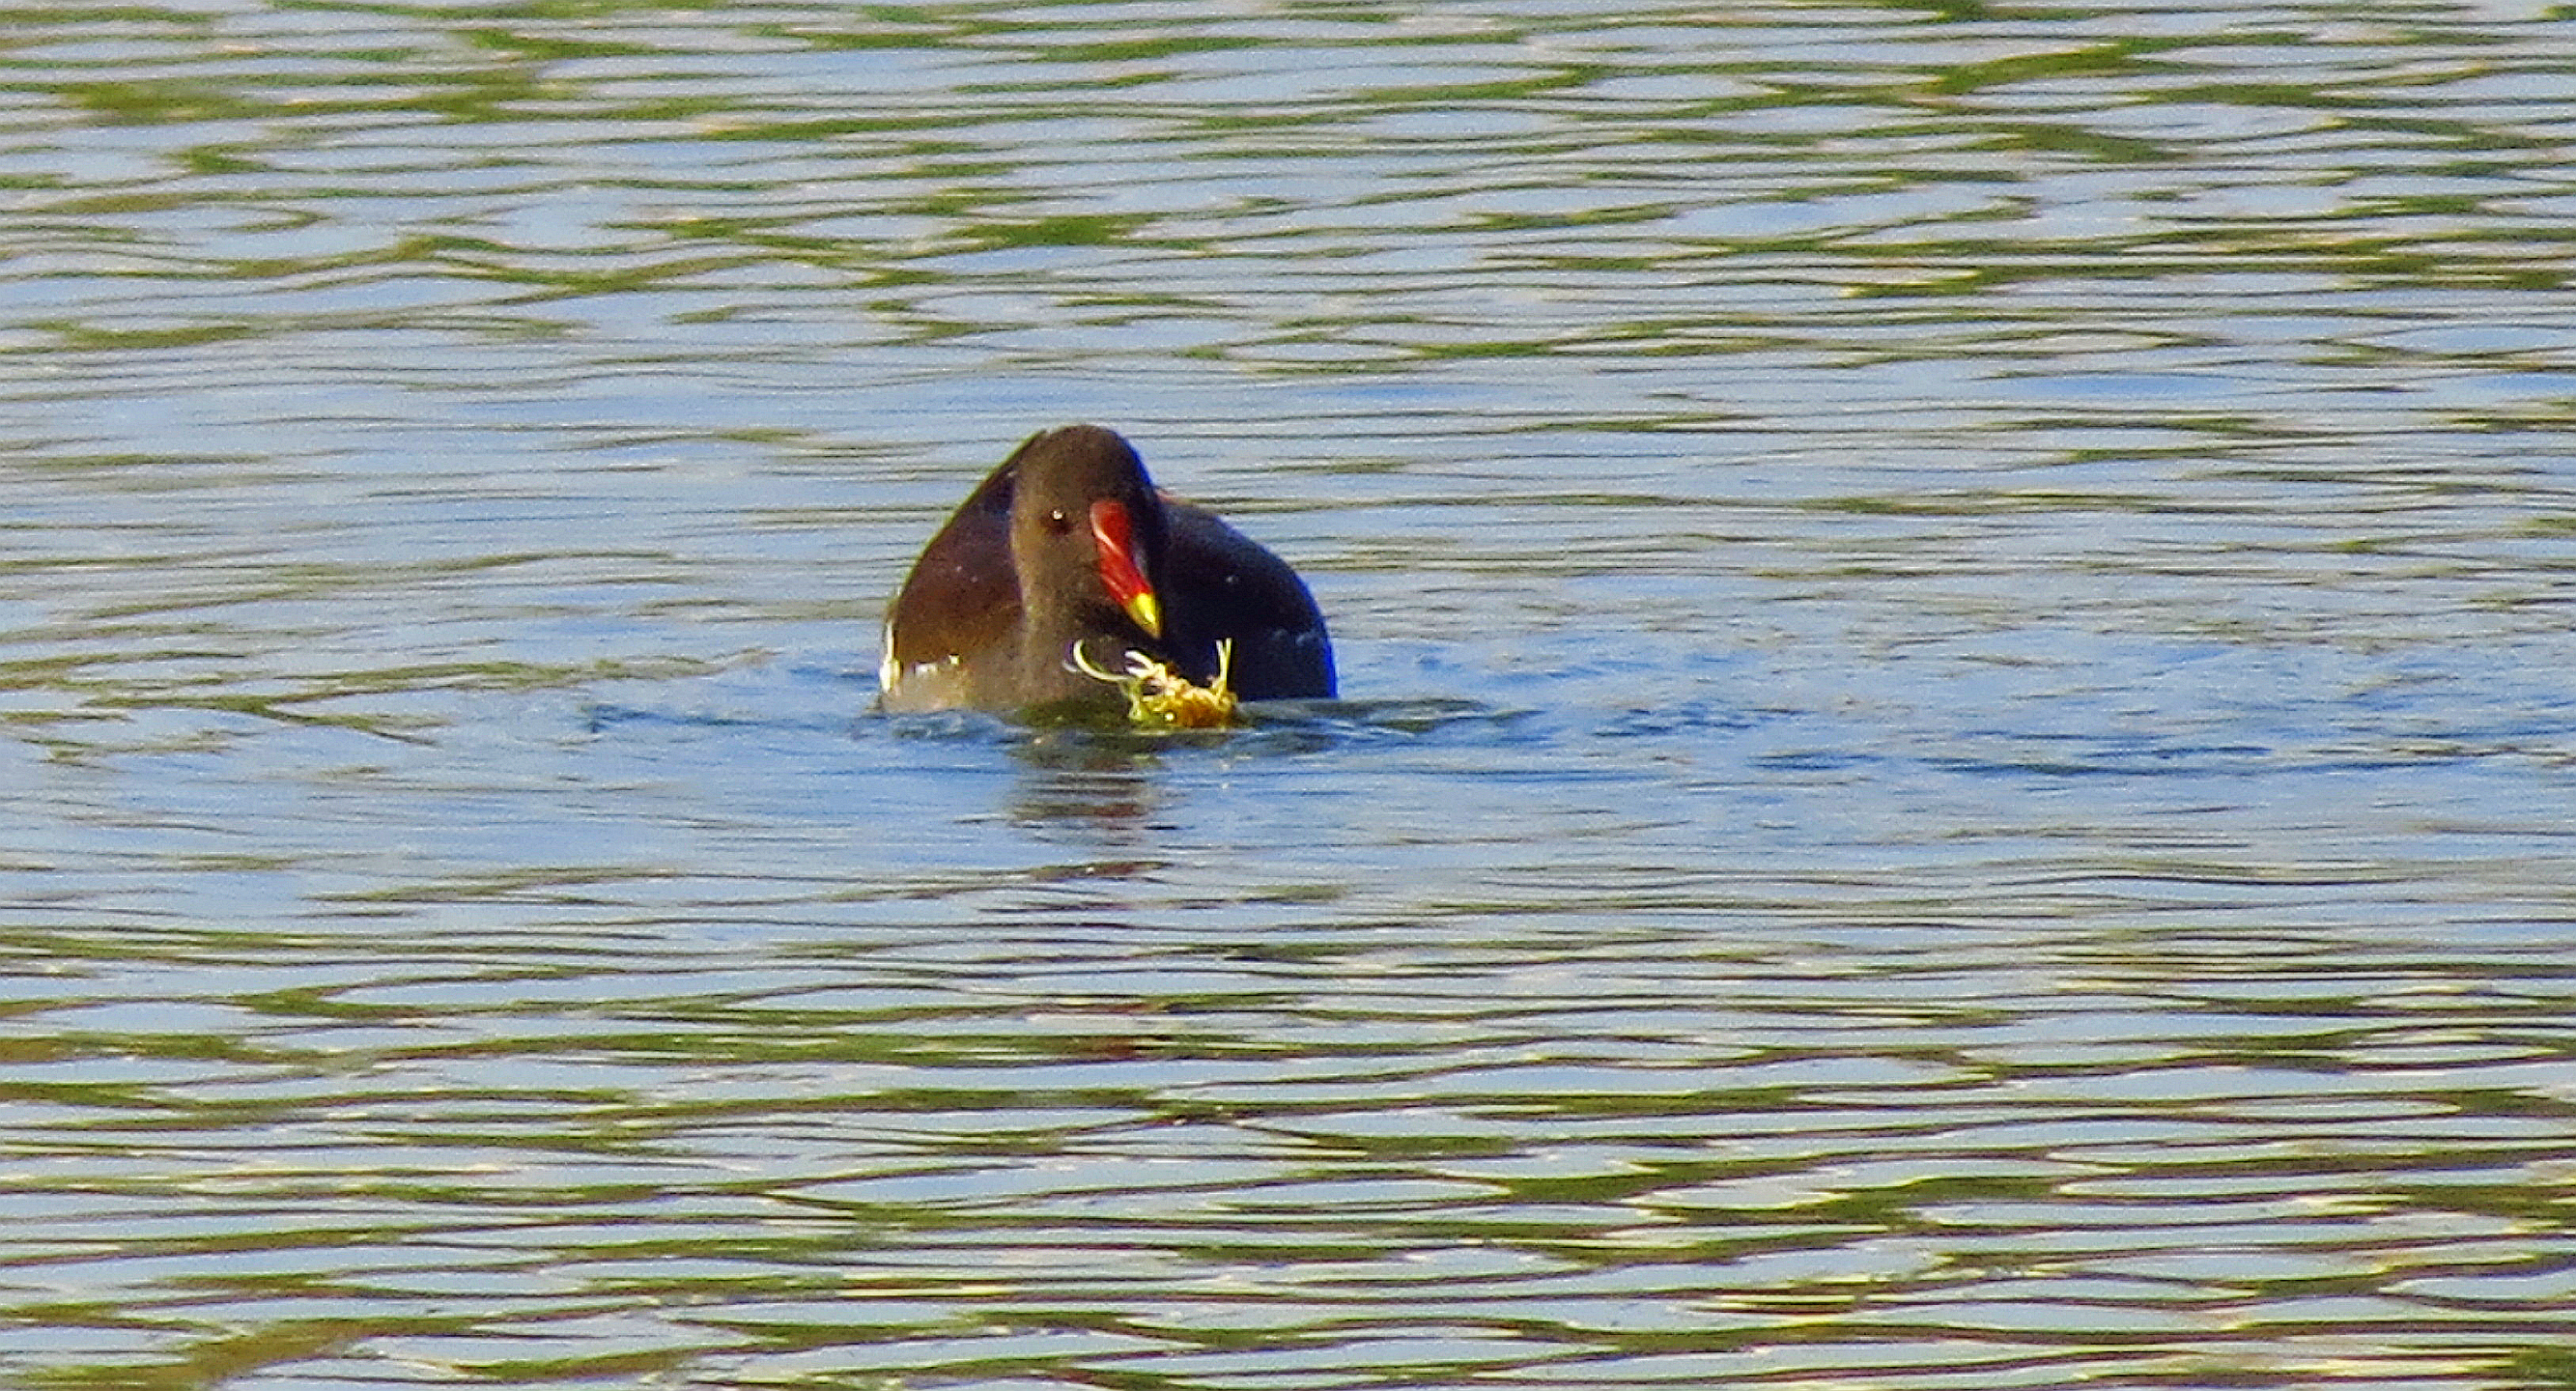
[878,424,1336,718]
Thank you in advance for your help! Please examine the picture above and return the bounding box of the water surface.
[5,3,2576,1388]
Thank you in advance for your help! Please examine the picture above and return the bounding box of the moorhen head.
[879,424,1335,719]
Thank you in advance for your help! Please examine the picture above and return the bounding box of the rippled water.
[7,3,2576,1388]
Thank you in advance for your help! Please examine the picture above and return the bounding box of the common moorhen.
[879,424,1335,717]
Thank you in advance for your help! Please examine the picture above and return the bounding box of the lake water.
[6,3,2576,1388]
